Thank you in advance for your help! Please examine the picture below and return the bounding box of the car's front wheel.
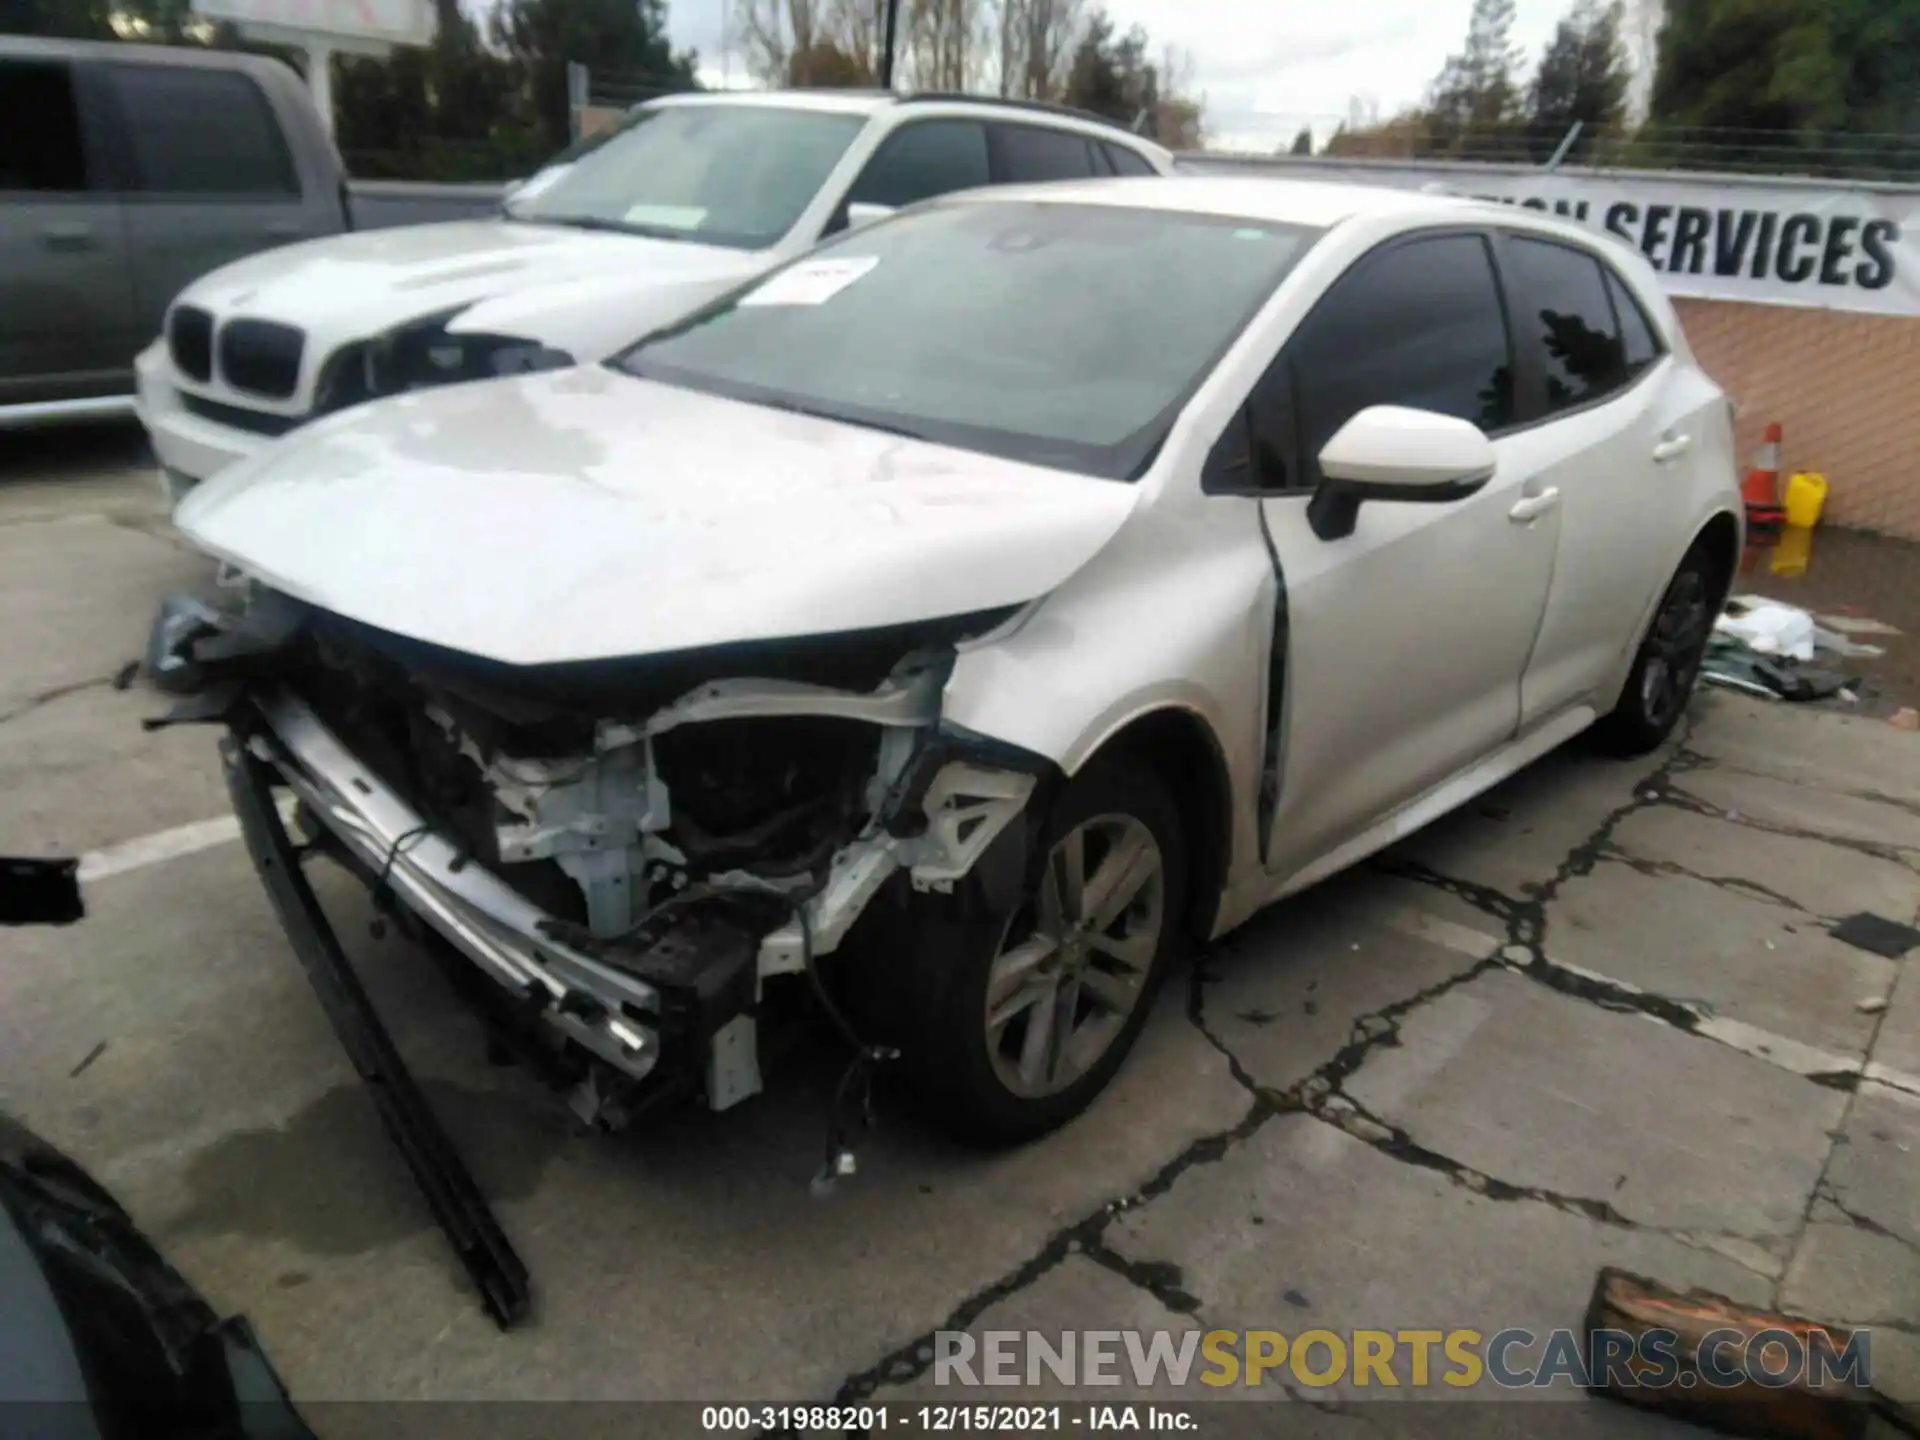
[880,755,1187,1145]
[1594,539,1721,755]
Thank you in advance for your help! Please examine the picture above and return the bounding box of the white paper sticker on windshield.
[738,256,880,308]
[622,204,709,230]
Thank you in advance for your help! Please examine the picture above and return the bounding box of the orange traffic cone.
[1743,422,1785,541]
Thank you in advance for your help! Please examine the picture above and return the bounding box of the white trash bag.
[1714,596,1816,662]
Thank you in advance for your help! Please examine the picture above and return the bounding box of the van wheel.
[1594,540,1718,756]
[886,756,1186,1145]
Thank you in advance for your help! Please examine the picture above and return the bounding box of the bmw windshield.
[504,103,866,250]
[614,199,1323,480]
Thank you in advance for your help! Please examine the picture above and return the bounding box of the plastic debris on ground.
[1714,596,1817,660]
[1829,912,1920,961]
[1703,595,1865,704]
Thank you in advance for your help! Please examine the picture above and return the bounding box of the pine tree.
[1425,0,1525,155]
[1528,0,1631,161]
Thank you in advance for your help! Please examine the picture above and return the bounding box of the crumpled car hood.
[173,219,760,346]
[172,366,1141,667]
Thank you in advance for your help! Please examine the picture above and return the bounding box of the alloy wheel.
[983,814,1166,1100]
[1640,568,1712,731]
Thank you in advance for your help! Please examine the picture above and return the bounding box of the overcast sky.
[661,0,1636,151]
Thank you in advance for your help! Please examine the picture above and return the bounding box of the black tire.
[873,753,1187,1146]
[1592,539,1720,757]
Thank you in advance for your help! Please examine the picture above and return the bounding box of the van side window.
[0,60,89,192]
[104,65,299,196]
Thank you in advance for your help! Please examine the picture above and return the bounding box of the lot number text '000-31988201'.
[701,1405,1193,1431]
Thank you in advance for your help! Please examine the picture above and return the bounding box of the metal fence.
[570,64,704,141]
[1214,115,1920,184]
[557,73,1920,185]
[339,138,551,182]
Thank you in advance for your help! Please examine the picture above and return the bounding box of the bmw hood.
[171,366,1141,667]
[172,219,761,350]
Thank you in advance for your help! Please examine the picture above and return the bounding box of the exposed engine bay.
[149,582,1047,1131]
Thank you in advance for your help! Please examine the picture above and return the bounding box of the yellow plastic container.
[1771,523,1813,577]
[1784,471,1828,528]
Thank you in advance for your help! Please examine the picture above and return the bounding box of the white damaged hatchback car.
[151,176,1742,1147]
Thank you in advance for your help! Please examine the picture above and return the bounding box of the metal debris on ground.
[1701,638,1856,703]
[1703,596,1865,703]
[1829,912,1920,961]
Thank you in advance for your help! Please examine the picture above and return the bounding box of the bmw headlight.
[314,310,573,416]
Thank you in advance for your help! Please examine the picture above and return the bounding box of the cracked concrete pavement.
[3,446,1919,1432]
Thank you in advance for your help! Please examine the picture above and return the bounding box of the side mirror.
[845,201,897,231]
[1307,405,1496,541]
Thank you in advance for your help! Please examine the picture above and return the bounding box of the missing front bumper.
[239,688,675,1083]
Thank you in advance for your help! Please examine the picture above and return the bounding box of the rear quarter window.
[1604,267,1664,379]
[992,124,1099,182]
[1103,143,1157,176]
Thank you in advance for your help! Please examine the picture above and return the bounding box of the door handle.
[1652,435,1692,463]
[1508,487,1561,523]
[40,221,96,251]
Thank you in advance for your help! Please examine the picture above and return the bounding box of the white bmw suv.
[133,90,1172,503]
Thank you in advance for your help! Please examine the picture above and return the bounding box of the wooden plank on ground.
[1582,1267,1882,1440]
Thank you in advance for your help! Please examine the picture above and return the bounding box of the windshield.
[614,200,1323,479]
[503,103,866,250]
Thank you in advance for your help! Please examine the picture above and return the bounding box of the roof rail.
[896,91,1141,137]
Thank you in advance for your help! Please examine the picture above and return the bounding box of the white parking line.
[1376,902,1920,1096]
[75,795,298,884]
[77,816,241,883]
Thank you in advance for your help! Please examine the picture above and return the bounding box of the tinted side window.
[1104,143,1157,177]
[1505,236,1628,413]
[994,124,1097,182]
[105,66,298,196]
[1290,234,1514,487]
[0,61,89,192]
[847,120,990,210]
[1605,267,1662,378]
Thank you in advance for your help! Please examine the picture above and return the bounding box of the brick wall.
[1672,298,1920,539]
[577,105,626,138]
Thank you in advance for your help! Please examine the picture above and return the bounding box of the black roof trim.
[895,91,1147,140]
